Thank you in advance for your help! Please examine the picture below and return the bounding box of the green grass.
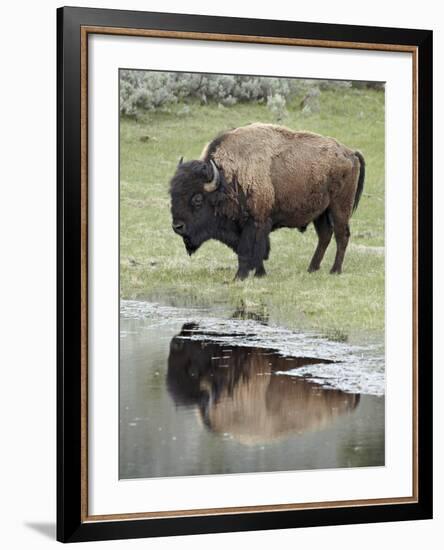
[120,89,385,336]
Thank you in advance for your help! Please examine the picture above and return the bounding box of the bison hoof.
[254,267,266,278]
[234,270,249,281]
[308,264,320,273]
[330,267,342,275]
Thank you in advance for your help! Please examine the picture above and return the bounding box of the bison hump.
[209,126,284,221]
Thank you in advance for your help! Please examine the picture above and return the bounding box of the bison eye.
[191,193,203,209]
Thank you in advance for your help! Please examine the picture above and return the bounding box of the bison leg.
[328,189,354,274]
[330,221,351,274]
[235,219,271,280]
[328,155,361,274]
[308,210,333,272]
[264,234,270,260]
[254,234,270,277]
[235,257,251,280]
[255,262,267,278]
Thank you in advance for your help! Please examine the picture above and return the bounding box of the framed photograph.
[57,6,433,543]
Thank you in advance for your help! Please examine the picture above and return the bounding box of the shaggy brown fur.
[199,123,364,275]
[201,123,361,225]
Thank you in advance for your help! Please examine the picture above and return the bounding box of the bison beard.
[183,236,198,256]
[169,123,365,279]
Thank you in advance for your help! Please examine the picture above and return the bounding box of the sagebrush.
[119,70,371,118]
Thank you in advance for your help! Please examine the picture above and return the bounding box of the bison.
[169,123,365,279]
[167,324,360,444]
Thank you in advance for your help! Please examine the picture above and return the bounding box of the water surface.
[120,301,385,479]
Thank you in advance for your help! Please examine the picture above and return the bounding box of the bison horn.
[203,160,220,192]
[177,156,184,167]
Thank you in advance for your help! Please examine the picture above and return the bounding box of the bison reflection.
[167,324,360,445]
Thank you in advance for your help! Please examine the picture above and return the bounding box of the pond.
[119,301,385,479]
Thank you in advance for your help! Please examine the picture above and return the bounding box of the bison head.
[169,158,221,255]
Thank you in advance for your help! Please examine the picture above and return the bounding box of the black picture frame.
[57,5,433,543]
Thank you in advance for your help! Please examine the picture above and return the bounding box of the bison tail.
[353,151,365,213]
